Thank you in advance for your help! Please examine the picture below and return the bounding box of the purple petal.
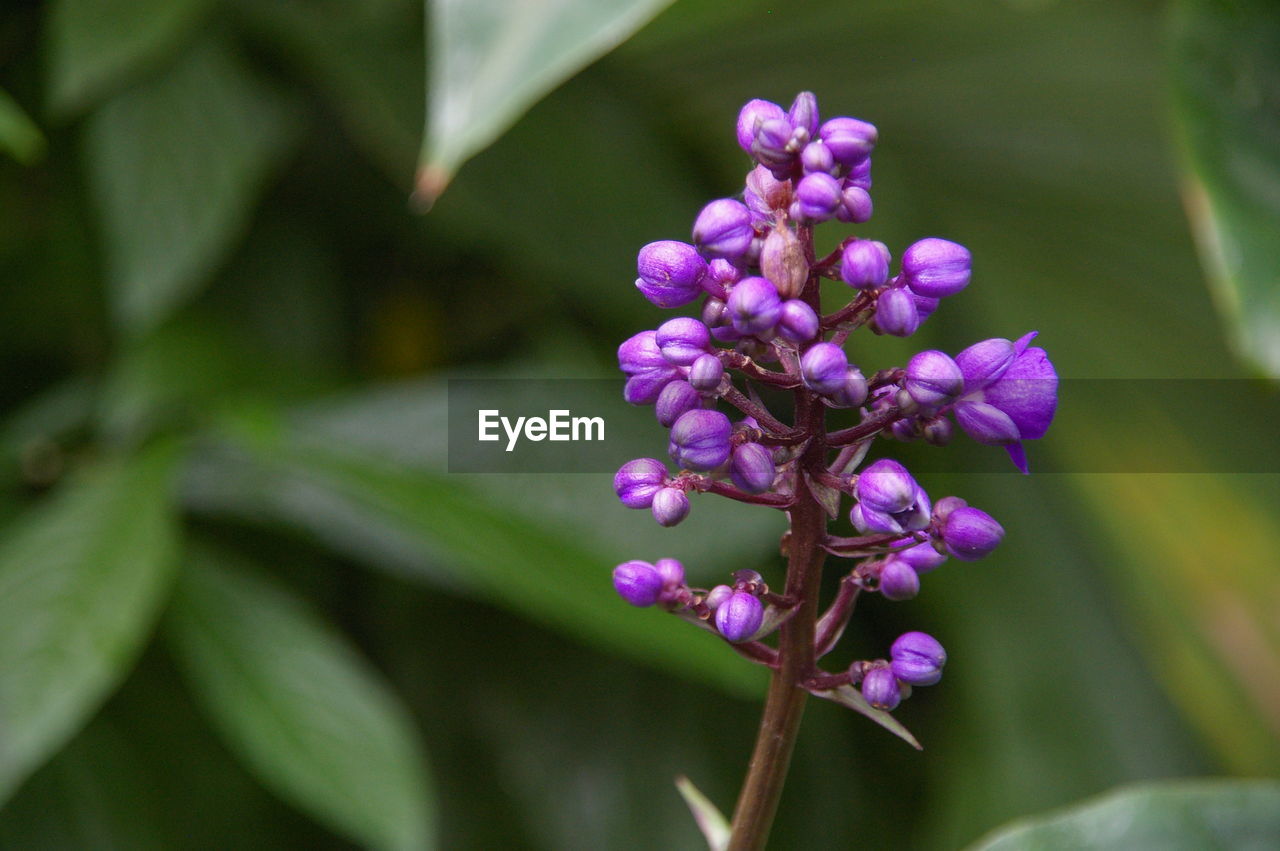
[954,401,1020,445]
[983,346,1058,440]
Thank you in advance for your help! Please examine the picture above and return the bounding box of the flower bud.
[788,91,820,138]
[614,458,668,508]
[901,238,971,298]
[855,459,919,514]
[819,117,878,167]
[931,495,967,523]
[688,353,724,392]
[790,172,842,223]
[693,199,754,261]
[704,584,733,610]
[656,317,711,366]
[707,258,742,290]
[921,416,953,446]
[613,560,663,607]
[940,506,1004,561]
[954,401,1020,445]
[879,558,921,601]
[715,591,764,643]
[760,224,808,299]
[668,409,733,471]
[730,442,776,494]
[727,276,782,335]
[654,557,686,589]
[904,350,964,408]
[890,631,947,686]
[656,379,703,427]
[834,183,873,223]
[651,487,691,527]
[776,300,819,343]
[624,371,679,406]
[800,342,849,394]
[893,538,948,574]
[752,117,797,174]
[827,368,869,408]
[874,287,920,337]
[840,239,890,289]
[744,165,793,221]
[618,330,666,374]
[800,140,835,175]
[955,337,1016,392]
[845,157,873,191]
[736,99,786,154]
[635,241,707,308]
[889,418,918,441]
[860,666,901,711]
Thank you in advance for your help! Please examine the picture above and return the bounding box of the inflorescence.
[611,92,1057,720]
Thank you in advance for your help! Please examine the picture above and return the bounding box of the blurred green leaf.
[416,0,676,205]
[83,36,298,336]
[969,779,1280,850]
[0,89,45,164]
[1171,0,1280,378]
[0,443,181,805]
[0,720,166,849]
[675,775,730,851]
[180,382,769,697]
[812,685,921,750]
[44,0,213,119]
[166,548,436,851]
[230,0,423,180]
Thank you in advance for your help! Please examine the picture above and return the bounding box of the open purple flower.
[951,332,1058,473]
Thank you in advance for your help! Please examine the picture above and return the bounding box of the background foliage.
[1,0,1278,848]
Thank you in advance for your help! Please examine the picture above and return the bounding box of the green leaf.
[0,720,167,849]
[166,548,436,851]
[968,779,1280,850]
[180,380,773,697]
[811,685,922,751]
[415,0,676,205]
[44,0,213,119]
[0,443,181,805]
[0,89,46,164]
[675,775,730,851]
[1171,0,1280,377]
[83,36,298,335]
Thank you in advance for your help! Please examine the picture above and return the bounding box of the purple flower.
[614,458,668,508]
[952,332,1058,472]
[834,182,873,224]
[788,91,820,139]
[654,557,686,589]
[635,240,708,308]
[790,172,842,223]
[730,442,776,494]
[704,584,734,610]
[890,631,947,686]
[879,559,920,601]
[819,117,878,168]
[901,238,971,298]
[613,560,664,607]
[688,353,724,392]
[939,506,1004,561]
[860,666,901,711]
[751,117,798,176]
[855,459,918,513]
[891,539,948,574]
[875,287,920,337]
[656,317,710,365]
[840,239,890,290]
[801,342,849,394]
[776,300,819,343]
[727,276,782,336]
[715,591,764,642]
[651,487,691,527]
[668,409,732,471]
[826,368,868,408]
[655,380,703,427]
[693,199,755,261]
[800,140,836,175]
[736,99,786,154]
[904,350,964,408]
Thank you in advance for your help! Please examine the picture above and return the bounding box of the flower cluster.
[611,92,1057,724]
